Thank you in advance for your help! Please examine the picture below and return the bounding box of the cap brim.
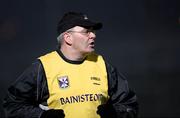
[77,20,103,30]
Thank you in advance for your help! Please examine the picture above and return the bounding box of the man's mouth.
[90,42,94,45]
[89,42,95,47]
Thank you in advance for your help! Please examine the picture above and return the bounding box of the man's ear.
[63,32,72,45]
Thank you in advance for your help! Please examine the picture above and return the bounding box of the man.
[3,12,138,118]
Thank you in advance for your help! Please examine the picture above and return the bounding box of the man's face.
[68,26,96,55]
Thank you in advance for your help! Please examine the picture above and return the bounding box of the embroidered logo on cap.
[58,76,69,88]
[83,15,88,20]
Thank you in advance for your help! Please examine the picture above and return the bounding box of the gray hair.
[57,27,75,45]
[57,32,64,45]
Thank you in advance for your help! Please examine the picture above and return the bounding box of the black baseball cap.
[57,12,103,35]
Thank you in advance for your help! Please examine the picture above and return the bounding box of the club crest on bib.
[58,76,69,88]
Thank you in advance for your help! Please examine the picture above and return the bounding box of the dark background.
[0,0,180,117]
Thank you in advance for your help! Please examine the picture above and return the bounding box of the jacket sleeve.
[106,62,139,118]
[3,60,48,118]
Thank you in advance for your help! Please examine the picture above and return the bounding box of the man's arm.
[3,61,45,118]
[97,62,139,118]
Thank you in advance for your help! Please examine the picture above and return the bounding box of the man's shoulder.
[38,50,57,58]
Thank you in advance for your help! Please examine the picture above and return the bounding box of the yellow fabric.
[39,51,109,118]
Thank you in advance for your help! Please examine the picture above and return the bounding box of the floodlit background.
[0,0,180,117]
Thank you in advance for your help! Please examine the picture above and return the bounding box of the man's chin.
[88,49,95,53]
[83,49,95,56]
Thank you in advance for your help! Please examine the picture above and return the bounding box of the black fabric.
[40,109,65,118]
[57,12,102,35]
[116,111,137,118]
[2,61,46,118]
[105,61,139,115]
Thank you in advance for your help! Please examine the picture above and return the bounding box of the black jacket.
[3,50,138,118]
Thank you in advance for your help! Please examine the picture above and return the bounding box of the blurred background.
[0,0,180,117]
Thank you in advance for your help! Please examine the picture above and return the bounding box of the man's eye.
[85,30,89,33]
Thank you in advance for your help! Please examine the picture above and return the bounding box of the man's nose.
[89,32,96,39]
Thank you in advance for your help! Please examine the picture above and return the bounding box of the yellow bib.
[39,51,109,118]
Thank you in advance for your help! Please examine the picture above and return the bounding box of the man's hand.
[97,104,117,118]
[97,104,137,118]
[40,109,65,118]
